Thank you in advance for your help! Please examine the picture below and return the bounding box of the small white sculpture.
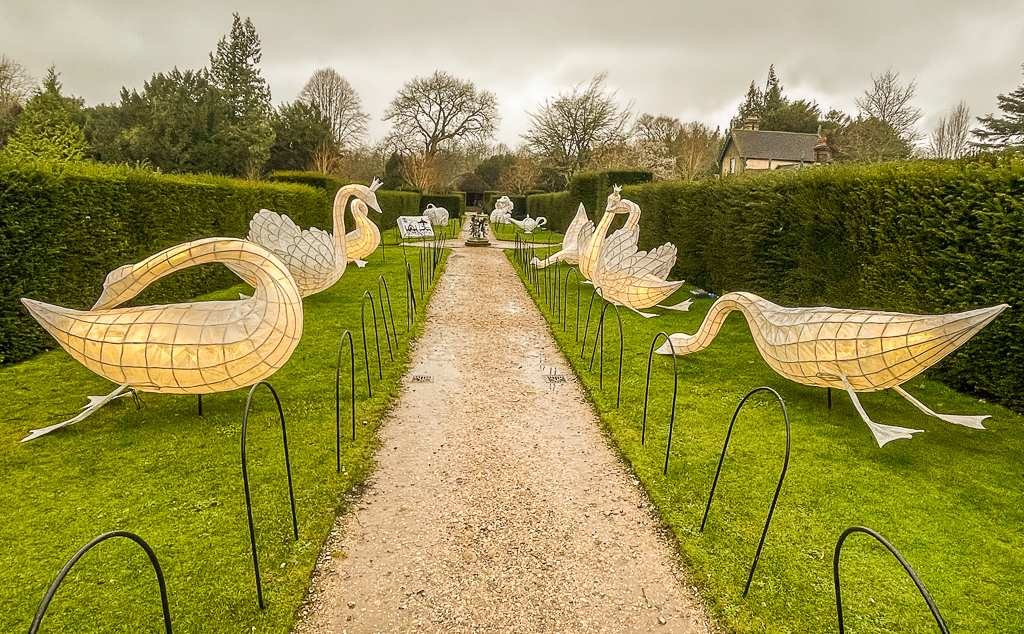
[423,203,449,227]
[245,179,383,297]
[345,198,382,268]
[656,291,1009,447]
[532,203,591,268]
[509,215,547,234]
[20,237,304,441]
[490,196,513,224]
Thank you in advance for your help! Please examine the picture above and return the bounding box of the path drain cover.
[410,375,434,383]
[545,375,567,383]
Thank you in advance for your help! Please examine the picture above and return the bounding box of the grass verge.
[0,246,447,634]
[508,246,1023,634]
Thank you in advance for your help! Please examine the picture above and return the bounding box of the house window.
[729,158,736,174]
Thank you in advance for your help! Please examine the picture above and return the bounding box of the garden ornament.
[423,203,449,227]
[577,186,641,282]
[590,195,685,317]
[490,196,513,224]
[531,203,591,268]
[655,291,1009,447]
[243,179,383,296]
[20,237,304,442]
[509,215,547,234]
[345,198,382,268]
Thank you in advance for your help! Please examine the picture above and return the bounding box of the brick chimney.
[743,116,760,131]
[814,136,831,164]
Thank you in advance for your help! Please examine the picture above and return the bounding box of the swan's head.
[605,185,625,212]
[356,177,384,214]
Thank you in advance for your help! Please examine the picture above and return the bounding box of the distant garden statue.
[656,291,1008,447]
[20,237,305,442]
[465,213,490,247]
[490,196,513,224]
[424,203,449,227]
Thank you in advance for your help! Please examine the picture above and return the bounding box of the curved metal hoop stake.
[580,286,604,357]
[588,301,624,407]
[28,530,172,634]
[240,381,299,610]
[834,526,950,634]
[404,261,417,329]
[701,386,791,597]
[377,275,399,358]
[335,329,356,455]
[643,333,680,452]
[361,291,383,390]
[417,246,426,301]
[562,267,582,338]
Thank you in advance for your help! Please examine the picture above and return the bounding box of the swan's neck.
[92,238,300,310]
[331,187,356,253]
[668,293,755,354]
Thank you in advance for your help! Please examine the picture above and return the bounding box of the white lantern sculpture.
[345,198,382,268]
[423,203,449,227]
[20,237,304,441]
[656,291,1009,447]
[532,203,592,268]
[245,179,383,296]
[509,215,547,234]
[490,196,513,224]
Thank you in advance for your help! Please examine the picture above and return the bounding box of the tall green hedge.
[0,159,327,363]
[620,156,1024,410]
[420,193,465,218]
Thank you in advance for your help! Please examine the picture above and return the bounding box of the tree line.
[2,14,1024,195]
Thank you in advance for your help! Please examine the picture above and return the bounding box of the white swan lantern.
[20,237,304,441]
[656,291,1008,447]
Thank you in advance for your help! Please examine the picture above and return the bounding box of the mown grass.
[0,246,447,634]
[509,245,1024,634]
[488,220,563,245]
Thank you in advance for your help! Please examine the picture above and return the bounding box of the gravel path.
[293,226,715,634]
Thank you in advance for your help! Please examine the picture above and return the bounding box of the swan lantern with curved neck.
[656,291,1009,447]
[245,179,383,296]
[345,198,382,268]
[20,237,304,441]
[532,203,591,268]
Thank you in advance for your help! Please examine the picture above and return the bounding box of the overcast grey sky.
[2,0,1023,147]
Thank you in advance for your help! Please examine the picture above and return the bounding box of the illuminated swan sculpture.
[532,203,591,268]
[655,291,1009,446]
[345,199,381,268]
[590,198,685,317]
[578,186,641,282]
[20,237,304,441]
[246,179,383,296]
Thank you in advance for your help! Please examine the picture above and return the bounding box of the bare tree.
[927,101,973,159]
[384,71,499,160]
[398,154,442,192]
[855,68,924,144]
[0,54,36,145]
[497,155,541,194]
[672,121,721,181]
[298,68,369,150]
[521,72,634,189]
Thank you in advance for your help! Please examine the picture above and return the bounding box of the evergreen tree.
[972,64,1024,149]
[265,101,335,172]
[730,65,823,134]
[208,13,275,177]
[3,67,87,161]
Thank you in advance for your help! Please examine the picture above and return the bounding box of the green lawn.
[488,220,563,244]
[510,246,1024,634]
[0,247,447,634]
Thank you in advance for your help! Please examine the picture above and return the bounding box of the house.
[719,117,830,176]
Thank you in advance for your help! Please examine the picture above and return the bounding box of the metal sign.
[397,216,435,239]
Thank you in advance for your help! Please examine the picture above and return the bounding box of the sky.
[2,0,1024,149]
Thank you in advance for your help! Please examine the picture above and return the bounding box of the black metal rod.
[377,275,399,358]
[361,290,383,381]
[644,333,679,448]
[418,246,425,300]
[335,329,356,453]
[700,386,791,598]
[240,381,299,610]
[834,526,951,634]
[197,394,202,416]
[562,267,581,337]
[404,261,416,329]
[28,530,172,634]
[580,286,602,357]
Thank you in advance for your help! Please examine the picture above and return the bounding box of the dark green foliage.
[482,190,501,212]
[265,102,334,173]
[620,157,1024,410]
[474,153,515,189]
[4,68,87,162]
[972,64,1024,149]
[0,159,325,363]
[526,191,575,232]
[266,171,420,232]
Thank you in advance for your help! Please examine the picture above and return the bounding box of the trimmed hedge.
[1,160,327,364]
[620,156,1024,410]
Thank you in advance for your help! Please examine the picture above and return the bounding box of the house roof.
[720,129,820,164]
